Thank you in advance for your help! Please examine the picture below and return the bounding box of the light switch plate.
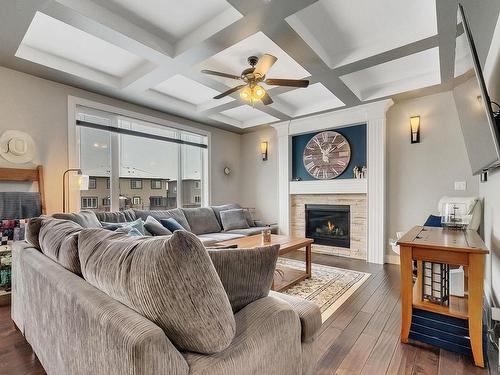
[454,181,467,190]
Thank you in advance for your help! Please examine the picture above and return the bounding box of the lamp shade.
[410,116,420,143]
[69,174,89,190]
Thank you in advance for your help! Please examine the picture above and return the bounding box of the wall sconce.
[260,141,268,161]
[62,168,89,212]
[410,116,421,144]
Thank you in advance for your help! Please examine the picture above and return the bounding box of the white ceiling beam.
[436,0,459,83]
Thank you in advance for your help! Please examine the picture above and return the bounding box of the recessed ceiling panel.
[219,105,280,128]
[340,47,441,101]
[198,31,310,87]
[286,0,437,68]
[98,0,241,47]
[16,12,146,82]
[271,83,344,117]
[153,74,233,107]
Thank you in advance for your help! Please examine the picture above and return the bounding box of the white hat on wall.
[0,130,36,164]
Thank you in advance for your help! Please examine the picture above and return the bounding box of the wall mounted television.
[453,3,500,175]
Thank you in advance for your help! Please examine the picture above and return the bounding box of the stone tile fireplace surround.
[291,194,367,259]
[272,100,393,264]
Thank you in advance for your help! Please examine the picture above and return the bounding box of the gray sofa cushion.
[133,208,191,231]
[144,215,172,236]
[184,296,302,375]
[243,210,255,227]
[101,218,146,235]
[220,209,250,231]
[182,207,221,235]
[78,229,236,354]
[95,209,136,223]
[211,204,241,226]
[39,218,83,274]
[52,210,102,228]
[269,291,322,343]
[208,245,279,312]
[26,216,46,249]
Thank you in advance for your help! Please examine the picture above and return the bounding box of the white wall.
[0,67,241,213]
[239,126,278,223]
[386,91,479,259]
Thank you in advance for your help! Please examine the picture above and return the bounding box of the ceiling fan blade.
[265,78,309,87]
[214,84,246,99]
[201,69,241,80]
[261,93,273,105]
[254,54,278,77]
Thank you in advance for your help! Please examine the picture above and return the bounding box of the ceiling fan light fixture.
[253,85,266,100]
[240,86,252,101]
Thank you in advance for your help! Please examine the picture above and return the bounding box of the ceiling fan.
[201,54,309,105]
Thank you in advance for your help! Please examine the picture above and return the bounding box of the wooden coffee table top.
[215,234,313,255]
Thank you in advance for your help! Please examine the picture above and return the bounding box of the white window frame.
[81,196,98,209]
[68,96,211,212]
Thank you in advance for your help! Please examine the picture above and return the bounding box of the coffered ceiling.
[0,0,481,133]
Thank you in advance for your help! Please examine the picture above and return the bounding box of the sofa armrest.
[17,247,189,375]
[269,291,322,343]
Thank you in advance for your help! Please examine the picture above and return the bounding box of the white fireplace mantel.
[271,99,393,264]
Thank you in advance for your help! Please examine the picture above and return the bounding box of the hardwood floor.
[0,252,498,375]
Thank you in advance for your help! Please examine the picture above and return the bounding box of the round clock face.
[303,131,351,179]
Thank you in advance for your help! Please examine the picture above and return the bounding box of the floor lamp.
[62,168,89,212]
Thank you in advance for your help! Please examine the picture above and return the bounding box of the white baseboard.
[385,254,400,265]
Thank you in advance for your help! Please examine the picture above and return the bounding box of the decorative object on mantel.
[353,165,367,179]
[293,177,302,181]
[223,167,231,175]
[410,116,421,144]
[302,131,351,180]
[260,141,268,161]
[62,168,89,212]
[0,130,36,164]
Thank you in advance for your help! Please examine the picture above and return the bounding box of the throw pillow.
[144,215,172,236]
[161,217,185,232]
[220,209,250,231]
[207,244,280,312]
[101,218,145,235]
[78,229,236,354]
[243,209,255,227]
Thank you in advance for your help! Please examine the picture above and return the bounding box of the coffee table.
[214,234,313,292]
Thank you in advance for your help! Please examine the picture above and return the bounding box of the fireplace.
[305,204,350,248]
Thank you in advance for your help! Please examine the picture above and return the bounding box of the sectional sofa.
[55,204,279,246]
[11,204,320,375]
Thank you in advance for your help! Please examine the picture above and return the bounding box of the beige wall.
[239,126,278,223]
[386,91,479,258]
[0,67,241,214]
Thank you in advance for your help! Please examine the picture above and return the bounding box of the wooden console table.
[397,226,488,367]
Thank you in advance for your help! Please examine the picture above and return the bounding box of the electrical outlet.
[492,307,500,321]
[454,181,467,190]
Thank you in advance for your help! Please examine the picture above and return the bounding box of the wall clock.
[302,131,351,179]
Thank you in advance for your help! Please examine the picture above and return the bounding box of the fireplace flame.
[327,221,335,232]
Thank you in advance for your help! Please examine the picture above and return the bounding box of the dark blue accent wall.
[292,124,367,180]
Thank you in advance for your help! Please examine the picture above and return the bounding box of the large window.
[75,104,209,212]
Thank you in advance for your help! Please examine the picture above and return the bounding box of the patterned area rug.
[277,258,371,322]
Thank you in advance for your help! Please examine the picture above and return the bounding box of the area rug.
[277,258,371,322]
